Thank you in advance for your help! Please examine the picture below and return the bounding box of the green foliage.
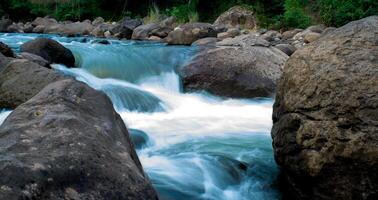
[318,0,378,27]
[165,0,198,23]
[0,0,377,29]
[283,0,312,28]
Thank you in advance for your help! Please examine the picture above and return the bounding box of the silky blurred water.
[0,33,280,200]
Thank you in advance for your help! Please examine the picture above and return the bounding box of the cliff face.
[271,16,378,200]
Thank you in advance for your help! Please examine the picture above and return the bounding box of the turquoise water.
[0,33,280,200]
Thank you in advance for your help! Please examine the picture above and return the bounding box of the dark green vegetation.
[0,0,377,29]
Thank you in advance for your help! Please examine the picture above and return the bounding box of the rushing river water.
[0,33,280,200]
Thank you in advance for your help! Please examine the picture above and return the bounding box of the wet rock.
[272,16,378,200]
[213,6,256,29]
[0,42,15,58]
[181,34,288,98]
[0,79,158,200]
[164,23,217,45]
[91,39,111,45]
[21,38,76,67]
[0,59,65,109]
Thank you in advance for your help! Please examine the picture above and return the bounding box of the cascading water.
[0,33,280,200]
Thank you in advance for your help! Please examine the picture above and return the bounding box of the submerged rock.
[0,59,64,109]
[0,79,158,200]
[272,16,378,200]
[181,34,288,98]
[21,38,76,67]
[129,129,151,149]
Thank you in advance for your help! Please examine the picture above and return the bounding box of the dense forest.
[1,0,377,29]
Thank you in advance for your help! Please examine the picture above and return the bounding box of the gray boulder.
[164,23,217,45]
[131,23,160,40]
[111,18,143,39]
[0,79,158,200]
[181,34,288,98]
[213,6,256,29]
[21,38,76,67]
[272,16,378,200]
[0,59,64,109]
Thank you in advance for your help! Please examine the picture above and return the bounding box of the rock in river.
[20,38,76,67]
[271,16,378,200]
[180,34,288,98]
[0,59,65,109]
[0,79,158,200]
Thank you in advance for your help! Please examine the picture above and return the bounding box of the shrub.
[318,0,378,27]
[283,0,312,28]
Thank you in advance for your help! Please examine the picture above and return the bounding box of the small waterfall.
[0,33,280,200]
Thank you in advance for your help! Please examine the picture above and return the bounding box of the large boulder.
[271,16,378,200]
[111,17,143,39]
[21,38,76,67]
[213,6,256,29]
[0,79,158,200]
[131,23,160,40]
[164,23,217,45]
[0,42,15,58]
[180,34,288,98]
[0,59,64,109]
[31,17,59,33]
